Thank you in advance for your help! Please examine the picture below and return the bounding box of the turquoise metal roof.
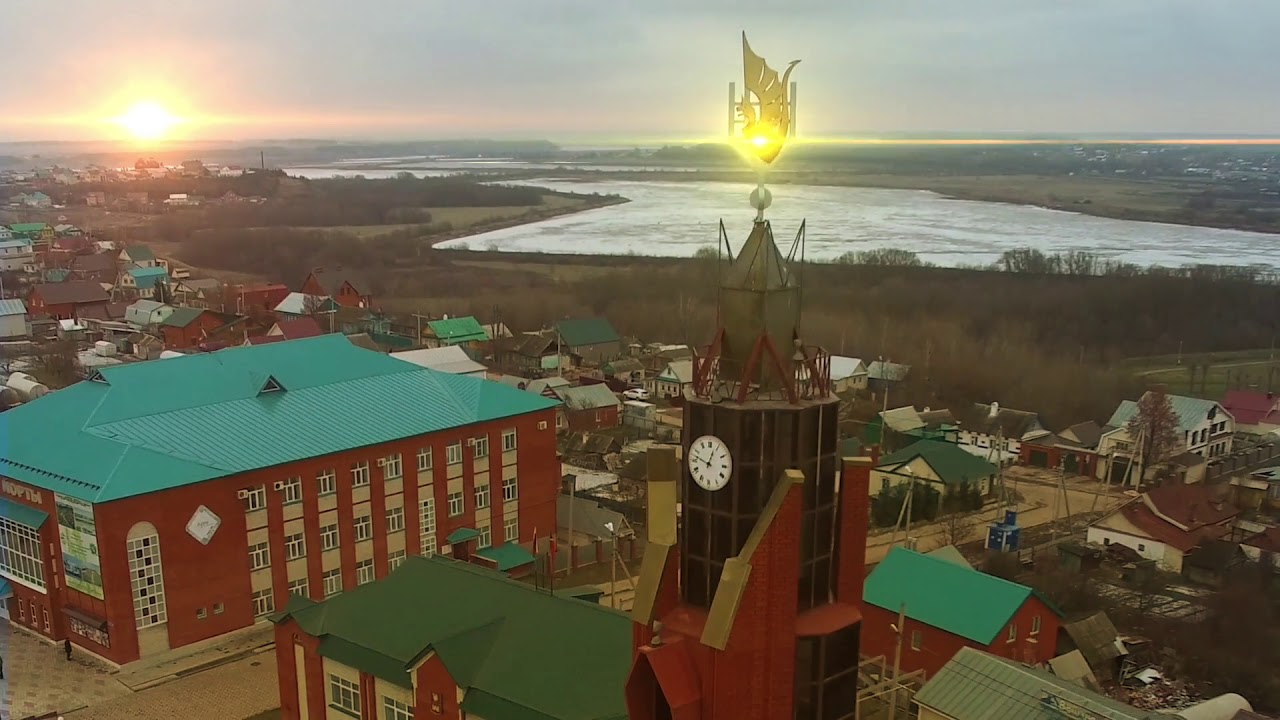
[1106,393,1223,434]
[0,498,49,528]
[0,335,557,504]
[428,316,489,344]
[127,266,169,290]
[0,299,27,317]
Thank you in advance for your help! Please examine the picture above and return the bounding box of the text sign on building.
[3,480,43,505]
[186,505,221,545]
[54,494,105,600]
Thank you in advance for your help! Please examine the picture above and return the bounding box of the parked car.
[623,387,651,401]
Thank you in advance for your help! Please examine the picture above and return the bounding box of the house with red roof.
[1221,390,1280,435]
[267,316,325,340]
[1087,483,1240,573]
[234,284,290,313]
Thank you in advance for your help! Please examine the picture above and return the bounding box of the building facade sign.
[186,505,221,545]
[54,494,105,600]
[2,480,43,504]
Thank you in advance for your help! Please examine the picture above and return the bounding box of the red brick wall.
[0,479,66,643]
[161,313,224,349]
[565,405,620,432]
[837,458,873,606]
[415,654,462,719]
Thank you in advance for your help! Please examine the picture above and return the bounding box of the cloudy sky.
[2,0,1277,142]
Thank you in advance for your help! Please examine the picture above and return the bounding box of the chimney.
[989,401,1000,418]
[837,456,874,606]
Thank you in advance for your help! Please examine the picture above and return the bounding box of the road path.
[65,653,278,720]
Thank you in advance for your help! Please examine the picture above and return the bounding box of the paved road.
[66,653,278,720]
[1,622,131,719]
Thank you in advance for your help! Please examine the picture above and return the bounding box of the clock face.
[688,434,733,492]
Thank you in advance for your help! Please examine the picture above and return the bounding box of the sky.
[2,0,1279,142]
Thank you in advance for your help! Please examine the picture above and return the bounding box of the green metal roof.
[428,316,489,344]
[273,556,631,720]
[8,223,49,233]
[555,317,620,347]
[1107,393,1223,434]
[864,548,1055,645]
[474,542,536,572]
[123,245,156,261]
[447,527,481,544]
[127,266,169,290]
[159,306,205,328]
[0,498,49,528]
[876,439,997,486]
[0,334,557,503]
[915,647,1158,720]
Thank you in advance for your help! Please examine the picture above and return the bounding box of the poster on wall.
[54,494,104,600]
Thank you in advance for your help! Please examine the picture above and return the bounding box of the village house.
[1096,393,1235,484]
[422,316,488,351]
[392,346,488,378]
[649,358,694,399]
[555,317,623,366]
[871,438,998,504]
[0,238,34,272]
[0,299,29,339]
[27,280,111,320]
[300,268,373,308]
[560,384,622,431]
[957,402,1046,464]
[159,307,231,349]
[1221,389,1280,435]
[1020,419,1104,477]
[862,548,1062,680]
[68,251,120,284]
[638,344,693,374]
[125,300,175,329]
[119,244,157,269]
[498,331,561,376]
[86,191,106,207]
[0,226,12,242]
[1087,483,1241,573]
[118,266,170,300]
[830,355,869,394]
[54,224,83,237]
[173,277,223,308]
[234,284,290,314]
[9,223,54,244]
[525,376,572,402]
[867,359,910,393]
[273,292,339,323]
[602,357,645,386]
[23,191,52,208]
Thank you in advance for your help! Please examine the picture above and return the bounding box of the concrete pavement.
[0,622,131,720]
[65,653,279,720]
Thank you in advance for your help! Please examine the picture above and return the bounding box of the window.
[446,442,463,465]
[910,630,922,651]
[248,541,271,570]
[329,674,361,715]
[320,523,340,551]
[388,550,406,571]
[1031,615,1041,636]
[420,499,437,556]
[473,436,489,458]
[384,697,414,720]
[17,599,24,621]
[475,483,490,510]
[478,523,492,549]
[43,608,50,631]
[279,476,302,505]
[0,516,46,589]
[356,558,375,585]
[447,491,465,517]
[502,428,517,452]
[880,477,890,493]
[351,461,370,487]
[288,577,308,597]
[213,602,224,615]
[323,568,343,597]
[1138,543,1146,552]
[285,532,306,560]
[556,414,565,429]
[431,692,444,714]
[252,588,274,617]
[538,420,548,431]
[417,447,433,472]
[1007,624,1017,643]
[196,607,208,620]
[241,486,266,512]
[128,534,166,627]
[386,506,405,533]
[383,453,402,480]
[354,514,372,542]
[502,476,518,502]
[504,517,519,543]
[317,469,336,496]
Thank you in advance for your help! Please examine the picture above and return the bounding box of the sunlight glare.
[114,101,180,141]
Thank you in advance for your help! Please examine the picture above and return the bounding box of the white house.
[391,345,488,379]
[651,359,694,399]
[1086,483,1239,573]
[0,299,28,339]
[0,226,13,241]
[956,402,1046,464]
[1096,393,1234,484]
[125,300,174,329]
[830,356,869,393]
[0,239,34,272]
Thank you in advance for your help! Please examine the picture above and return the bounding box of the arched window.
[126,523,167,627]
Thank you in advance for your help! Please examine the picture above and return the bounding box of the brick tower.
[625,213,873,720]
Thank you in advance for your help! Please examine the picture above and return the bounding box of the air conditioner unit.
[273,481,286,491]
[237,489,250,499]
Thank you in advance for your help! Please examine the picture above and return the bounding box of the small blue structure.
[986,509,1021,552]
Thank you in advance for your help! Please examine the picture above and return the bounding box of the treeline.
[53,171,287,204]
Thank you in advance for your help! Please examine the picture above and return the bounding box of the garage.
[1027,449,1050,468]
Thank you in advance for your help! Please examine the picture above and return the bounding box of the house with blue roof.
[0,334,561,666]
[117,266,170,299]
[1096,391,1234,485]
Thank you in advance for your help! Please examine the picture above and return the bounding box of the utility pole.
[605,521,618,610]
[890,469,915,550]
[888,603,906,720]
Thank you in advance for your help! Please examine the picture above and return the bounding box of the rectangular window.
[446,442,463,465]
[420,499,437,556]
[356,558,375,585]
[317,469,336,496]
[382,453,402,480]
[285,532,306,560]
[504,517,519,543]
[0,516,46,589]
[214,602,224,615]
[911,630,922,651]
[17,599,24,621]
[329,674,361,714]
[320,523,340,551]
[386,506,405,533]
[354,514,372,542]
[556,414,565,429]
[384,697,414,720]
[417,446,433,472]
[323,568,343,597]
[502,428,517,452]
[388,550,406,571]
[280,476,302,505]
[241,486,266,512]
[1007,624,1017,643]
[447,491,465,517]
[475,483,490,510]
[196,607,208,620]
[502,476,518,502]
[288,577,308,597]
[252,588,273,617]
[538,420,548,431]
[473,436,489,458]
[43,608,50,631]
[478,523,492,549]
[1031,615,1041,636]
[248,541,270,570]
[351,461,370,487]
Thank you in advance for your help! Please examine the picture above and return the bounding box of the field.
[1123,347,1280,399]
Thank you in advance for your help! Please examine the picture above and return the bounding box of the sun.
[114,101,180,141]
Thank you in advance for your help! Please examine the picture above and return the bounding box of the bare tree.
[937,510,978,549]
[1126,389,1182,477]
[27,340,83,388]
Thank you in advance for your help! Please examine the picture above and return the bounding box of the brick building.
[301,269,372,309]
[861,547,1062,680]
[0,335,560,665]
[26,280,111,320]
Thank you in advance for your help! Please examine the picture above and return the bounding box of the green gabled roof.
[160,306,205,328]
[123,244,156,261]
[474,542,536,571]
[273,556,631,720]
[8,223,50,233]
[0,334,557,503]
[447,527,481,544]
[428,316,489,344]
[876,439,996,486]
[555,317,620,347]
[865,548,1059,645]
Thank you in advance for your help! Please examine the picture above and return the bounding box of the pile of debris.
[1121,675,1200,712]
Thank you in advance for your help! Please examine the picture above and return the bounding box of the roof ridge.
[890,547,1034,595]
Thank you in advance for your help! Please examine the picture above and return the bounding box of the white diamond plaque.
[186,505,222,545]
